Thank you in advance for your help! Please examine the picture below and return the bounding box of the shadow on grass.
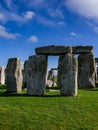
[0,85,62,97]
[0,84,7,89]
[0,91,62,97]
[83,88,98,91]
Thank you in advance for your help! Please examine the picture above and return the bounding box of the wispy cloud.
[21,0,64,21]
[4,0,14,10]
[47,7,64,19]
[0,0,65,27]
[0,25,20,39]
[58,21,65,26]
[0,13,6,23]
[37,16,56,27]
[69,32,77,37]
[28,35,38,43]
[87,22,98,33]
[65,0,98,22]
[0,5,35,24]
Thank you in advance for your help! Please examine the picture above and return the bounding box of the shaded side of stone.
[58,54,78,96]
[78,54,95,88]
[6,58,23,93]
[95,58,98,63]
[22,60,28,88]
[0,67,5,84]
[26,55,48,96]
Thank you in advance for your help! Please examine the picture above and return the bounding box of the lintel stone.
[35,45,93,55]
[35,45,72,55]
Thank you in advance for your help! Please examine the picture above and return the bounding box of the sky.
[0,0,98,69]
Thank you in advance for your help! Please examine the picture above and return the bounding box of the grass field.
[0,85,98,130]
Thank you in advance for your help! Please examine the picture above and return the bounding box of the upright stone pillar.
[78,53,95,88]
[26,55,48,96]
[58,53,78,96]
[6,58,23,93]
[0,67,5,84]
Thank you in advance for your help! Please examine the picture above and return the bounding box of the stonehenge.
[26,55,48,95]
[35,45,93,55]
[58,54,78,96]
[0,45,97,96]
[6,58,23,93]
[78,54,95,88]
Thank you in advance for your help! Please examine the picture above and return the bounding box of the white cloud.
[65,0,98,22]
[28,35,38,43]
[0,25,20,39]
[69,32,77,37]
[23,11,35,20]
[0,7,35,24]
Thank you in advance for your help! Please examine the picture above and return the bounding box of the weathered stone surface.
[0,67,5,84]
[35,45,72,55]
[78,54,95,88]
[6,58,23,93]
[22,60,28,88]
[72,46,93,54]
[35,45,93,55]
[26,55,48,96]
[58,54,78,96]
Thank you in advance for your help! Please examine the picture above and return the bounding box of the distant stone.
[35,45,93,55]
[47,70,54,80]
[46,80,53,88]
[78,54,95,88]
[0,67,5,84]
[46,80,57,88]
[6,58,23,93]
[26,55,48,96]
[58,53,78,96]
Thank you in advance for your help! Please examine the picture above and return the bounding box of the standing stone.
[0,67,5,84]
[26,55,48,96]
[78,53,95,88]
[58,54,78,96]
[6,58,23,93]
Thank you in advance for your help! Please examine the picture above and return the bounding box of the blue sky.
[0,0,98,69]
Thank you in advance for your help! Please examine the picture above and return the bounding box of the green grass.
[0,85,98,130]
